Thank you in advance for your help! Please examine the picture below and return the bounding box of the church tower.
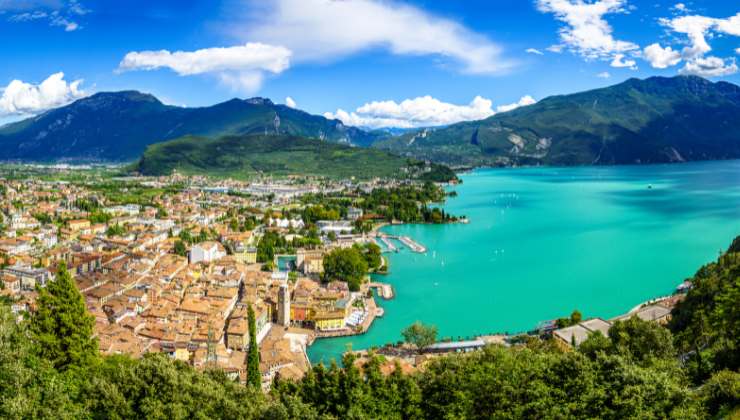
[277,282,290,327]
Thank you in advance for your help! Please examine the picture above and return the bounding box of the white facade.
[189,242,226,264]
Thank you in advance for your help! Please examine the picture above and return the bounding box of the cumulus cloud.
[237,0,515,75]
[536,0,638,62]
[526,48,544,55]
[679,56,738,77]
[118,43,292,92]
[285,96,297,108]
[643,43,682,69]
[496,95,537,113]
[323,95,535,129]
[610,53,637,69]
[659,12,740,76]
[597,71,611,78]
[0,72,86,116]
[736,48,740,55]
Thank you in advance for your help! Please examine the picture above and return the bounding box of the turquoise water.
[308,160,740,364]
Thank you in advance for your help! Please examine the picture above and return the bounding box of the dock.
[369,282,395,299]
[397,235,427,253]
[378,235,398,252]
[376,233,427,253]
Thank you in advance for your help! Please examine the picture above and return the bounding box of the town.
[0,166,450,389]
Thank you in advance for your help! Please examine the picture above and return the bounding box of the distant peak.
[244,97,274,106]
[86,90,161,103]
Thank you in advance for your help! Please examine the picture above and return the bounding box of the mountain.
[374,76,740,166]
[0,92,380,161]
[135,133,453,180]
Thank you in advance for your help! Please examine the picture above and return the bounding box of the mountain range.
[0,92,378,161]
[2,75,740,169]
[374,75,740,166]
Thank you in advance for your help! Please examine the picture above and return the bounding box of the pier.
[378,235,398,252]
[397,235,427,253]
[376,233,427,253]
[369,282,395,299]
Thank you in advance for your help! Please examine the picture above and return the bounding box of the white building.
[189,241,226,264]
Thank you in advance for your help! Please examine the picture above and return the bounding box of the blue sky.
[1,0,739,127]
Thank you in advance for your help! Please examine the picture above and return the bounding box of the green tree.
[609,316,675,363]
[0,304,83,419]
[247,304,261,388]
[322,247,368,291]
[402,321,438,351]
[355,243,382,271]
[173,240,187,257]
[28,263,97,371]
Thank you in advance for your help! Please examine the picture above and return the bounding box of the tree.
[609,316,675,363]
[28,263,97,371]
[173,240,187,257]
[322,247,368,291]
[355,243,382,271]
[247,304,261,388]
[401,322,437,352]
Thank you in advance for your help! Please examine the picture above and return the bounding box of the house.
[553,318,612,349]
[189,241,226,264]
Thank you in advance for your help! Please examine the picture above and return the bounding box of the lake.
[307,160,740,364]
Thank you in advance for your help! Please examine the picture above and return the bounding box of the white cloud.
[324,95,535,129]
[536,0,638,61]
[285,96,297,108]
[643,43,682,69]
[526,48,544,55]
[597,71,611,78]
[736,47,740,55]
[610,53,637,69]
[237,0,515,75]
[679,56,738,77]
[672,3,689,13]
[118,43,292,92]
[659,12,740,76]
[0,72,86,116]
[4,1,86,31]
[496,95,537,113]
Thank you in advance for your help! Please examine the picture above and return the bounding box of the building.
[553,318,612,349]
[278,283,290,327]
[314,310,345,331]
[189,242,226,264]
[347,207,363,221]
[234,247,257,264]
[67,219,91,232]
[3,264,53,290]
[317,220,353,235]
[297,249,324,275]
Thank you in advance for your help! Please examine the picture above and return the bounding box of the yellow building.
[314,310,345,331]
[234,248,257,264]
[67,219,91,232]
